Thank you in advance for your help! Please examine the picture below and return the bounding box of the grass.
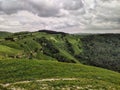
[59,49,78,63]
[0,45,22,59]
[0,59,120,84]
[0,31,120,89]
[0,59,120,89]
[0,31,120,72]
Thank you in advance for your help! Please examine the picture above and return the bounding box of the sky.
[0,0,120,33]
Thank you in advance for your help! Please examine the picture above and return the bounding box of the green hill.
[0,31,81,63]
[0,30,120,89]
[0,31,120,72]
[0,59,120,90]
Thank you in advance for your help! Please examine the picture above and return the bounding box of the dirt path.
[0,78,79,87]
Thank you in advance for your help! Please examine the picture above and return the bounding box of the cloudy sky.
[0,0,120,33]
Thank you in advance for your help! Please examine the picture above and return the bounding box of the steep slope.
[76,34,120,72]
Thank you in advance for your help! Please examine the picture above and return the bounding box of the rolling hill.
[0,30,120,89]
[0,30,120,72]
[0,30,81,63]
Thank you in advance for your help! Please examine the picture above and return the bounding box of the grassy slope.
[0,31,81,63]
[0,45,22,59]
[0,59,120,89]
[0,31,120,89]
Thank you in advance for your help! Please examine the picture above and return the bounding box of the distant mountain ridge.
[38,29,67,34]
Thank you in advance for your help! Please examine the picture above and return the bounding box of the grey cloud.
[63,0,84,10]
[96,14,120,24]
[0,0,85,17]
[0,0,120,33]
[86,23,120,30]
[0,0,24,14]
[0,0,61,17]
[25,0,60,17]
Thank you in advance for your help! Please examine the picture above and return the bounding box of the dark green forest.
[76,34,120,72]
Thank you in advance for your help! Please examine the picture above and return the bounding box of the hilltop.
[38,29,67,34]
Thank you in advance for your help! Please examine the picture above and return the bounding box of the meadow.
[0,59,120,90]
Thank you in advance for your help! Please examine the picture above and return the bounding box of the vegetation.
[0,31,120,72]
[77,34,120,72]
[0,30,120,89]
[0,31,80,63]
[0,59,120,90]
[8,79,120,90]
[0,45,22,59]
[0,31,12,38]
